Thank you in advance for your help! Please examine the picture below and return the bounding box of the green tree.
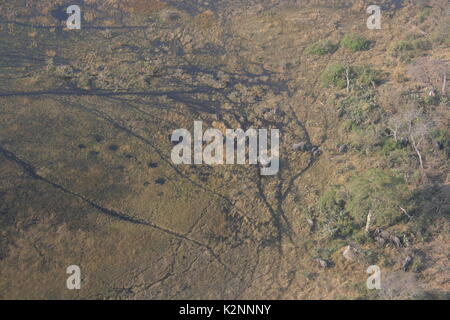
[306,40,338,55]
[346,169,408,228]
[320,64,348,89]
[341,34,371,52]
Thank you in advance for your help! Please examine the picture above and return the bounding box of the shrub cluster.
[341,34,371,52]
[306,40,338,55]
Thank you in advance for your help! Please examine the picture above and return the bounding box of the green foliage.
[342,119,358,132]
[410,250,427,273]
[351,282,378,300]
[77,73,92,90]
[341,34,371,52]
[394,39,432,52]
[413,291,450,300]
[318,185,345,213]
[354,66,382,88]
[379,255,395,267]
[338,90,381,130]
[439,96,449,107]
[362,249,379,264]
[391,38,432,62]
[429,16,450,46]
[381,138,404,155]
[319,170,409,238]
[348,128,380,155]
[306,40,338,55]
[408,185,445,241]
[346,169,408,227]
[318,186,356,239]
[417,8,431,23]
[315,247,335,261]
[434,129,450,157]
[353,230,370,244]
[46,58,55,73]
[321,65,382,89]
[320,64,348,88]
[383,148,411,169]
[422,94,440,106]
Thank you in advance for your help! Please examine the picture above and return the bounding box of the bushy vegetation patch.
[341,34,371,52]
[306,40,338,55]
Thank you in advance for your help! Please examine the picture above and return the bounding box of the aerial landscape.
[0,0,448,300]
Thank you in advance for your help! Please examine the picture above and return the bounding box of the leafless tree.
[387,114,402,142]
[345,67,350,93]
[387,105,434,171]
[409,119,432,170]
[443,70,447,95]
[407,57,449,96]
